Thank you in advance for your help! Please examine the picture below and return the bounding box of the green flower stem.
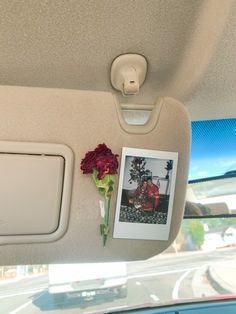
[92,169,115,246]
[102,197,111,246]
[104,197,110,229]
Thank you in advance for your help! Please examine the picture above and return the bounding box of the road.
[0,248,235,314]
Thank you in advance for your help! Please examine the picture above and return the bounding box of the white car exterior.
[48,262,127,300]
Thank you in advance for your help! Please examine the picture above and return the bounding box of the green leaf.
[100,224,109,236]
[98,187,105,195]
[91,169,115,199]
[100,224,104,235]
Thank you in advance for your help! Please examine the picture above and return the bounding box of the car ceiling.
[0,0,236,120]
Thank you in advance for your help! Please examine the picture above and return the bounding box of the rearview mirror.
[184,172,236,217]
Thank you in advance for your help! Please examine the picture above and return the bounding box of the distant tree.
[180,217,236,252]
[181,220,205,250]
[201,217,236,231]
[189,220,205,249]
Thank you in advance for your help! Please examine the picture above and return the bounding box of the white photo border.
[113,147,178,241]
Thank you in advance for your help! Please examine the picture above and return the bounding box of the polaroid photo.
[113,147,178,241]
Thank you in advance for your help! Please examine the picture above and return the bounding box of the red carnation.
[80,143,119,178]
[80,150,97,174]
[95,154,119,179]
[94,143,112,156]
[80,143,119,246]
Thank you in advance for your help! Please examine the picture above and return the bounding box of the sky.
[189,119,236,180]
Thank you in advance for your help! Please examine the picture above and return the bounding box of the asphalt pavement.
[0,248,235,314]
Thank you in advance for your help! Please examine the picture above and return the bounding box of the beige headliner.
[0,0,236,120]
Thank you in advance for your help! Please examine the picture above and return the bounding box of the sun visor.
[0,86,190,265]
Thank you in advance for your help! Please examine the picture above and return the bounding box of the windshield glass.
[190,118,236,180]
[1,119,236,313]
[186,119,236,218]
[1,218,236,313]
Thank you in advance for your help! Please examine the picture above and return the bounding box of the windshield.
[190,118,236,180]
[1,219,236,313]
[1,119,236,313]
